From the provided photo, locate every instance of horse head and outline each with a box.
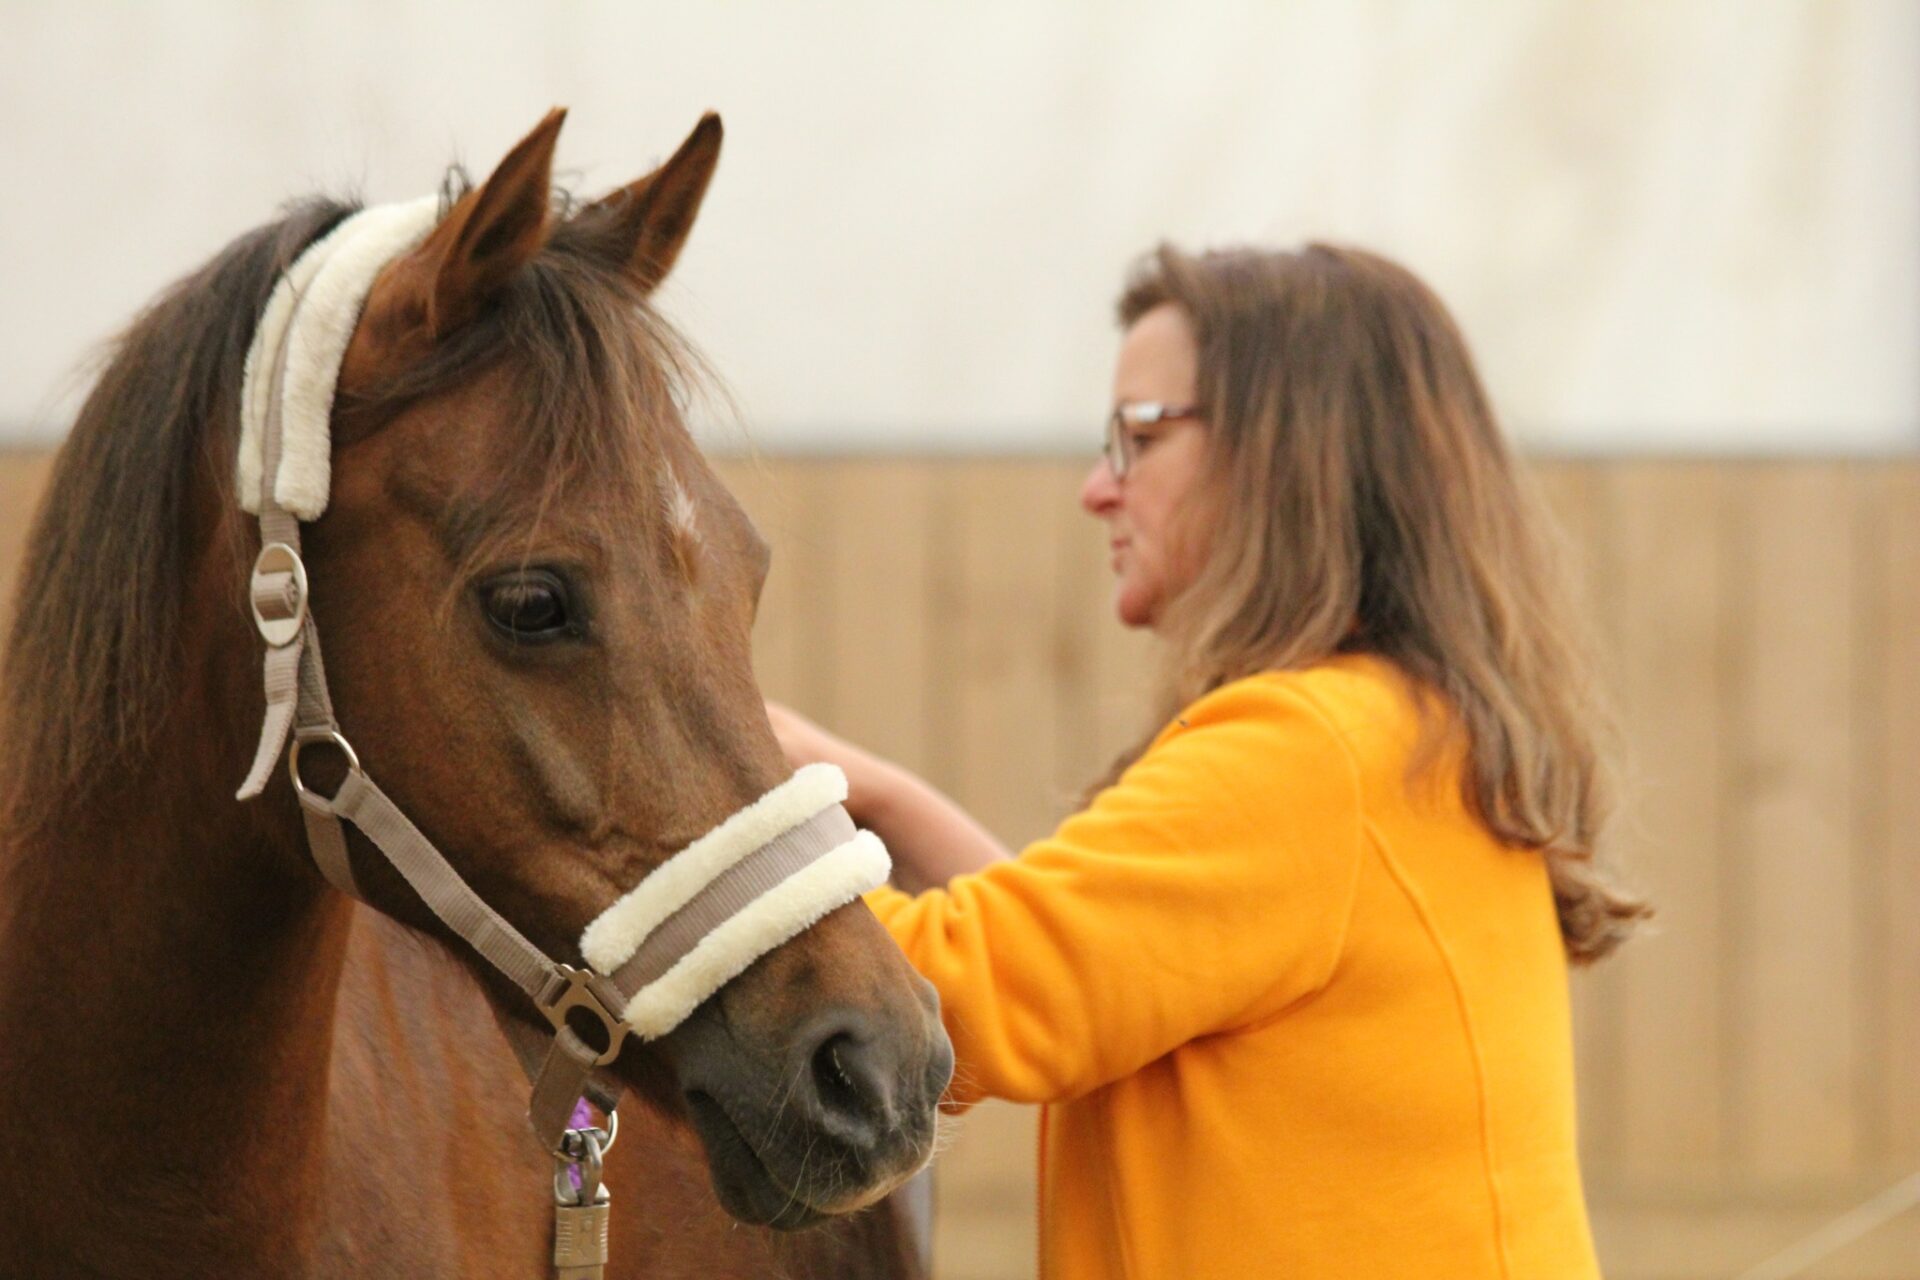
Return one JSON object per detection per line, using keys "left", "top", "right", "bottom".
{"left": 255, "top": 110, "right": 950, "bottom": 1227}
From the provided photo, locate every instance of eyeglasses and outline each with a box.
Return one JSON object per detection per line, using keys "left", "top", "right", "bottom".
{"left": 1104, "top": 401, "right": 1205, "bottom": 479}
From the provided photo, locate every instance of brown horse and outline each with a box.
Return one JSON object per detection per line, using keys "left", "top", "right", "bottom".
{"left": 0, "top": 110, "right": 951, "bottom": 1277}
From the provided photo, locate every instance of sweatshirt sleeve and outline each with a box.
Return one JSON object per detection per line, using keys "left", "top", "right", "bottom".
{"left": 865, "top": 675, "right": 1365, "bottom": 1106}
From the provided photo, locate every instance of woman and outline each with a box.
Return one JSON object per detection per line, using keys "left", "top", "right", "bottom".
{"left": 772, "top": 243, "right": 1648, "bottom": 1278}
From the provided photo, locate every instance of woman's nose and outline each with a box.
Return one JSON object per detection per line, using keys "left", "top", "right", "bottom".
{"left": 1080, "top": 458, "right": 1120, "bottom": 516}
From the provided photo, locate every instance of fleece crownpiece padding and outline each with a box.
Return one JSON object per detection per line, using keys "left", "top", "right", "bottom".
{"left": 236, "top": 195, "right": 442, "bottom": 519}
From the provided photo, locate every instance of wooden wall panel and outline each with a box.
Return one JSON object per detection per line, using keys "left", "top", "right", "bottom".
{"left": 820, "top": 459, "right": 942, "bottom": 775}
{"left": 3, "top": 449, "right": 1917, "bottom": 1278}
{"left": 1602, "top": 462, "right": 1731, "bottom": 1186}
{"left": 1863, "top": 467, "right": 1920, "bottom": 1168}
{"left": 1060, "top": 487, "right": 1159, "bottom": 792}
{"left": 719, "top": 457, "right": 946, "bottom": 775}
{"left": 1045, "top": 460, "right": 1113, "bottom": 794}
{"left": 716, "top": 456, "right": 815, "bottom": 708}
{"left": 1727, "top": 466, "right": 1863, "bottom": 1185}
{"left": 925, "top": 459, "right": 1072, "bottom": 1279}
{"left": 934, "top": 460, "right": 1080, "bottom": 846}
{"left": 1590, "top": 1200, "right": 1920, "bottom": 1279}
{"left": 1532, "top": 460, "right": 1628, "bottom": 1169}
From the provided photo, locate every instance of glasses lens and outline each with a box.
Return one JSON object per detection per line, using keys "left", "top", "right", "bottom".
{"left": 1104, "top": 409, "right": 1127, "bottom": 477}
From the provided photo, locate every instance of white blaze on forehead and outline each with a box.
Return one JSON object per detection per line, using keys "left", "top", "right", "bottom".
{"left": 663, "top": 464, "right": 702, "bottom": 546}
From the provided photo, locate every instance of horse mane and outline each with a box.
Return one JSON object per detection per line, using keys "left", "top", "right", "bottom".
{"left": 0, "top": 177, "right": 705, "bottom": 836}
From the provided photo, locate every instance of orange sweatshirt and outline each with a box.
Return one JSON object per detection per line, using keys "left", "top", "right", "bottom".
{"left": 866, "top": 656, "right": 1600, "bottom": 1279}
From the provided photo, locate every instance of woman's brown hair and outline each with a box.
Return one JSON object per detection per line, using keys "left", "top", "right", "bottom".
{"left": 1111, "top": 242, "right": 1649, "bottom": 963}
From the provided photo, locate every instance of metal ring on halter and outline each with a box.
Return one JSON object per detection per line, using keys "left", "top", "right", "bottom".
{"left": 289, "top": 729, "right": 363, "bottom": 810}
{"left": 589, "top": 1108, "right": 619, "bottom": 1156}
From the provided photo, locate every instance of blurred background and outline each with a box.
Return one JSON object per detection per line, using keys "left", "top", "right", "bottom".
{"left": 2, "top": 3, "right": 1915, "bottom": 1276}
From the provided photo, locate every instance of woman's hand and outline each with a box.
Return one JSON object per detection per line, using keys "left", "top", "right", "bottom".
{"left": 765, "top": 700, "right": 853, "bottom": 770}
{"left": 764, "top": 701, "right": 893, "bottom": 827}
{"left": 763, "top": 700, "right": 1013, "bottom": 888}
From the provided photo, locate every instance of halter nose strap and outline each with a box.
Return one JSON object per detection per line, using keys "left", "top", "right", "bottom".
{"left": 232, "top": 200, "right": 891, "bottom": 1152}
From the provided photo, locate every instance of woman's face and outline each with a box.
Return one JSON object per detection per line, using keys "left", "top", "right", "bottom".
{"left": 1080, "top": 303, "right": 1212, "bottom": 630}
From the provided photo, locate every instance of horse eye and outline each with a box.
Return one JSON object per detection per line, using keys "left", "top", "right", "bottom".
{"left": 480, "top": 571, "right": 576, "bottom": 642}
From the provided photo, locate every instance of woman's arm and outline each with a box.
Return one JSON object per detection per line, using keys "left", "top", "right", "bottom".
{"left": 765, "top": 702, "right": 1012, "bottom": 891}
{"left": 863, "top": 676, "right": 1367, "bottom": 1107}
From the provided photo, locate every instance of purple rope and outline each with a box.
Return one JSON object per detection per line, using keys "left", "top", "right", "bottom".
{"left": 566, "top": 1097, "right": 595, "bottom": 1193}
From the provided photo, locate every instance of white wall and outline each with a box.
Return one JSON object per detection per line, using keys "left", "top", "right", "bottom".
{"left": 2, "top": 0, "right": 1915, "bottom": 454}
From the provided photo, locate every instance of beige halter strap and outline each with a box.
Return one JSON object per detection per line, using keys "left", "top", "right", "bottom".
{"left": 230, "top": 205, "right": 889, "bottom": 1172}
{"left": 234, "top": 355, "right": 579, "bottom": 1144}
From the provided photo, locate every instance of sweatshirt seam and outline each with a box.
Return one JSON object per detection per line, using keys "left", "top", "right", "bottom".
{"left": 1366, "top": 823, "right": 1517, "bottom": 1280}
{"left": 1148, "top": 676, "right": 1368, "bottom": 1036}
{"left": 1262, "top": 679, "right": 1381, "bottom": 998}
{"left": 1281, "top": 637, "right": 1516, "bottom": 1276}
{"left": 1221, "top": 678, "right": 1369, "bottom": 1035}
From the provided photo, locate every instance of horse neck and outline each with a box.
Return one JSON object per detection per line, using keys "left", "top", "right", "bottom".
{"left": 0, "top": 589, "right": 351, "bottom": 1268}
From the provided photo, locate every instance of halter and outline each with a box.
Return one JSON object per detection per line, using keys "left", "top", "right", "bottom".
{"left": 232, "top": 199, "right": 889, "bottom": 1276}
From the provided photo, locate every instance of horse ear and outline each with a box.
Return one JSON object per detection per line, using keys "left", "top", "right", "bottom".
{"left": 586, "top": 112, "right": 723, "bottom": 293}
{"left": 414, "top": 106, "right": 565, "bottom": 334}
{"left": 354, "top": 109, "right": 564, "bottom": 353}
{"left": 340, "top": 109, "right": 563, "bottom": 397}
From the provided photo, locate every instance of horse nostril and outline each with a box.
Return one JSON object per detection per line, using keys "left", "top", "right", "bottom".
{"left": 810, "top": 1031, "right": 884, "bottom": 1125}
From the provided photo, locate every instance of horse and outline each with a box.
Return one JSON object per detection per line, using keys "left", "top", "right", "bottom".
{"left": 0, "top": 109, "right": 952, "bottom": 1278}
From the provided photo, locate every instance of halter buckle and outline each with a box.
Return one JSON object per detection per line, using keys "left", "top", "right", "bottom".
{"left": 249, "top": 542, "right": 309, "bottom": 647}
{"left": 538, "top": 965, "right": 632, "bottom": 1068}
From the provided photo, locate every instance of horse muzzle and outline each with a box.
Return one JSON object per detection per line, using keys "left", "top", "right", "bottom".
{"left": 672, "top": 985, "right": 954, "bottom": 1229}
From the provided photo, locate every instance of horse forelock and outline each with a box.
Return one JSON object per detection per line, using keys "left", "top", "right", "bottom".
{"left": 0, "top": 176, "right": 711, "bottom": 835}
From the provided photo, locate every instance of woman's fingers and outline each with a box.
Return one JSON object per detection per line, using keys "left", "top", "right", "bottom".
{"left": 765, "top": 699, "right": 837, "bottom": 768}
{"left": 764, "top": 700, "right": 808, "bottom": 765}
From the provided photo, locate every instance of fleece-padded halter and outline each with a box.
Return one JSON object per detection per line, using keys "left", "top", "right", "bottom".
{"left": 236, "top": 195, "right": 440, "bottom": 520}
{"left": 582, "top": 765, "right": 889, "bottom": 1037}
{"left": 232, "top": 198, "right": 891, "bottom": 1151}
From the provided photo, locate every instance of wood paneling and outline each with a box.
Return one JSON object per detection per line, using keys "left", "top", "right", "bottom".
{"left": 1867, "top": 468, "right": 1920, "bottom": 1169}
{"left": 1603, "top": 462, "right": 1731, "bottom": 1185}
{"left": 1590, "top": 1195, "right": 1920, "bottom": 1280}
{"left": 1729, "top": 466, "right": 1864, "bottom": 1184}
{"left": 5, "top": 450, "right": 1916, "bottom": 1278}
{"left": 1533, "top": 461, "right": 1627, "bottom": 1170}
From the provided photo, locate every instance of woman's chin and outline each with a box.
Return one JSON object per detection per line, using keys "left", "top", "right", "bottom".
{"left": 1112, "top": 582, "right": 1159, "bottom": 630}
